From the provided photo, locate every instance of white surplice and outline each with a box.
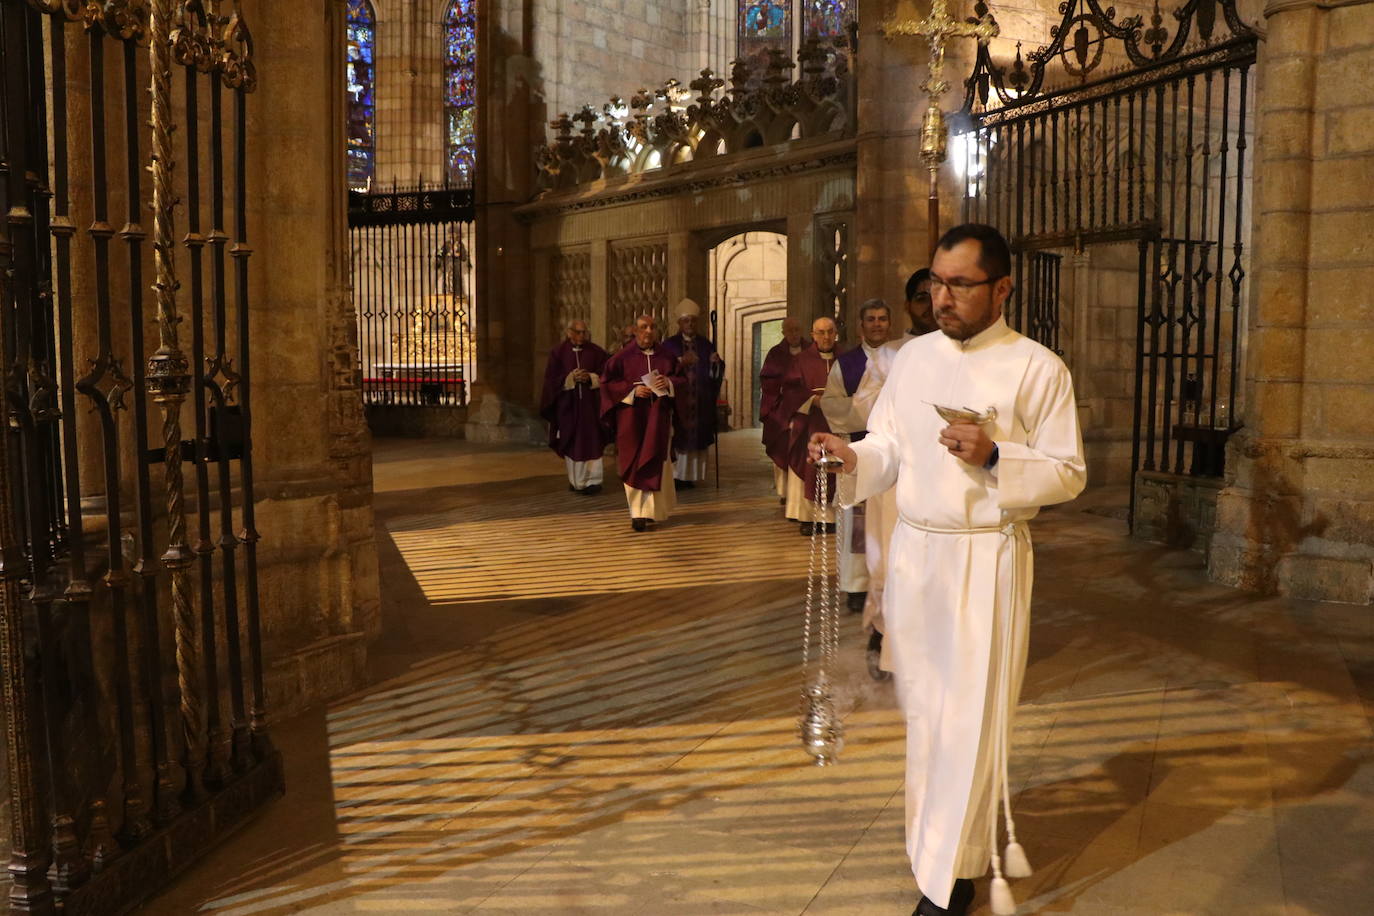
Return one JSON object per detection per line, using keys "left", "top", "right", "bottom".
{"left": 844, "top": 316, "right": 1085, "bottom": 909}
{"left": 850, "top": 335, "right": 919, "bottom": 639}
{"left": 819, "top": 342, "right": 882, "bottom": 595}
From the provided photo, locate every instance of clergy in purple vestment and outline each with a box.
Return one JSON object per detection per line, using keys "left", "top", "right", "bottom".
{"left": 779, "top": 316, "right": 844, "bottom": 532}
{"left": 759, "top": 316, "right": 804, "bottom": 500}
{"left": 540, "top": 319, "right": 610, "bottom": 494}
{"left": 661, "top": 298, "right": 723, "bottom": 488}
{"left": 600, "top": 314, "right": 686, "bottom": 531}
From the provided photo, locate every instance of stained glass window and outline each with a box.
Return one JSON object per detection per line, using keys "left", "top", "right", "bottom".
{"left": 737, "top": 0, "right": 791, "bottom": 79}
{"left": 346, "top": 0, "right": 376, "bottom": 191}
{"left": 444, "top": 0, "right": 477, "bottom": 187}
{"left": 802, "top": 0, "right": 849, "bottom": 42}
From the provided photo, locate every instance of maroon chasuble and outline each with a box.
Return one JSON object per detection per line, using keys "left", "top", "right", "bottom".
{"left": 778, "top": 344, "right": 843, "bottom": 495}
{"left": 758, "top": 340, "right": 799, "bottom": 465}
{"left": 599, "top": 344, "right": 684, "bottom": 491}
{"left": 539, "top": 339, "right": 610, "bottom": 462}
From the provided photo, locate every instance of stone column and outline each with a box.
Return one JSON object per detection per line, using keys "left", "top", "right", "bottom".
{"left": 466, "top": 0, "right": 542, "bottom": 442}
{"left": 1210, "top": 0, "right": 1374, "bottom": 603}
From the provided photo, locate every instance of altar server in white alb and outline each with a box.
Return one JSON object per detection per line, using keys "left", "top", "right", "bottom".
{"left": 819, "top": 298, "right": 893, "bottom": 615}
{"left": 810, "top": 224, "right": 1085, "bottom": 916}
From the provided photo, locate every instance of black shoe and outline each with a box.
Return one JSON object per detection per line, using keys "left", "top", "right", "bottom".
{"left": 631, "top": 518, "right": 648, "bottom": 532}
{"left": 779, "top": 496, "right": 786, "bottom": 505}
{"left": 569, "top": 484, "right": 578, "bottom": 492}
{"left": 581, "top": 484, "right": 602, "bottom": 496}
{"left": 913, "top": 880, "right": 975, "bottom": 916}
{"left": 846, "top": 592, "right": 866, "bottom": 613}
{"left": 675, "top": 479, "right": 695, "bottom": 490}
{"left": 799, "top": 522, "right": 814, "bottom": 536}
{"left": 866, "top": 631, "right": 889, "bottom": 682}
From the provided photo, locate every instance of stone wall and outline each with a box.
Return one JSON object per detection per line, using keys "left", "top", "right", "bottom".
{"left": 1211, "top": 0, "right": 1374, "bottom": 605}
{"left": 533, "top": 0, "right": 693, "bottom": 126}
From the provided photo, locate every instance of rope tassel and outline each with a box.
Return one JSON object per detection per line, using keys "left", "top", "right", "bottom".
{"left": 990, "top": 875, "right": 1017, "bottom": 915}
{"left": 1004, "top": 839, "right": 1033, "bottom": 879}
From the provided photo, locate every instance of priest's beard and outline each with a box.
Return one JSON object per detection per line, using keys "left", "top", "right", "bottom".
{"left": 936, "top": 304, "right": 1000, "bottom": 341}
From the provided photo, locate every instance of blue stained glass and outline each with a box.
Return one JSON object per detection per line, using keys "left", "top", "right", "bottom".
{"left": 444, "top": 0, "right": 477, "bottom": 187}
{"left": 741, "top": 0, "right": 788, "bottom": 39}
{"left": 803, "top": 0, "right": 849, "bottom": 41}
{"left": 346, "top": 0, "right": 376, "bottom": 190}
{"left": 737, "top": 0, "right": 791, "bottom": 83}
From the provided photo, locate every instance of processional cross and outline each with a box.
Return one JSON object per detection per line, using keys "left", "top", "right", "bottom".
{"left": 882, "top": 1, "right": 999, "bottom": 256}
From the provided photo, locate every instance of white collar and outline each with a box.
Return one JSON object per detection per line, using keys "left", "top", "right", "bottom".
{"left": 944, "top": 315, "right": 1010, "bottom": 352}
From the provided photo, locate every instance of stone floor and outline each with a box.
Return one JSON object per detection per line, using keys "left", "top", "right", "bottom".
{"left": 142, "top": 431, "right": 1374, "bottom": 915}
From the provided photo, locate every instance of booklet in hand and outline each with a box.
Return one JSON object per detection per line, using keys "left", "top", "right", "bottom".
{"left": 641, "top": 370, "right": 668, "bottom": 395}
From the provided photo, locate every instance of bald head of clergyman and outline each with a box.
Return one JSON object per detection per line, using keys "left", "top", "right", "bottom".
{"left": 811, "top": 316, "right": 838, "bottom": 354}
{"left": 566, "top": 319, "right": 589, "bottom": 347}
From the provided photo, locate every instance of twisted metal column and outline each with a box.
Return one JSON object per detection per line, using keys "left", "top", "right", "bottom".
{"left": 147, "top": 0, "right": 205, "bottom": 804}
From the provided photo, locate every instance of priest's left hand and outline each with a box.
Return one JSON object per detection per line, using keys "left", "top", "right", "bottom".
{"left": 939, "top": 422, "right": 995, "bottom": 467}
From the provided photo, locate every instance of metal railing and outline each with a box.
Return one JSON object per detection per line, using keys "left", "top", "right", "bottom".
{"left": 348, "top": 183, "right": 477, "bottom": 407}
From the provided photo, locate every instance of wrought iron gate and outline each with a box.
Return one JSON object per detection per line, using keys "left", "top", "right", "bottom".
{"left": 0, "top": 1, "right": 280, "bottom": 912}
{"left": 349, "top": 184, "right": 476, "bottom": 408}
{"left": 958, "top": 0, "right": 1258, "bottom": 525}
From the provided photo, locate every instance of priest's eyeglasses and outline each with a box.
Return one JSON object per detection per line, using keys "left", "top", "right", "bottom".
{"left": 928, "top": 273, "right": 1003, "bottom": 302}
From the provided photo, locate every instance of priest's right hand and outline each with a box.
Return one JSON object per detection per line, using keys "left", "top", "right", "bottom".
{"left": 634, "top": 384, "right": 653, "bottom": 398}
{"left": 808, "top": 432, "right": 857, "bottom": 474}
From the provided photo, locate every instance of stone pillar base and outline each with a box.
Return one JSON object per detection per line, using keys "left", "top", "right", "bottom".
{"left": 266, "top": 632, "right": 371, "bottom": 721}
{"left": 463, "top": 384, "right": 545, "bottom": 444}
{"left": 1132, "top": 471, "right": 1224, "bottom": 558}
{"left": 1209, "top": 433, "right": 1374, "bottom": 605}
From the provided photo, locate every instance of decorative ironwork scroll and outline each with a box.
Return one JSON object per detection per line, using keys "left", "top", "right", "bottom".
{"left": 535, "top": 38, "right": 853, "bottom": 192}
{"left": 955, "top": 0, "right": 1258, "bottom": 527}
{"left": 0, "top": 0, "right": 281, "bottom": 911}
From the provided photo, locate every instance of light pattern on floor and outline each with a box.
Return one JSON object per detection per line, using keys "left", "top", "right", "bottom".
{"left": 144, "top": 435, "right": 1374, "bottom": 916}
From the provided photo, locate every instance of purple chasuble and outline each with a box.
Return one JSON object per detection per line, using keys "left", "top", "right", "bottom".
{"left": 778, "top": 344, "right": 843, "bottom": 493}
{"left": 836, "top": 346, "right": 869, "bottom": 442}
{"left": 759, "top": 340, "right": 798, "bottom": 460}
{"left": 599, "top": 344, "right": 685, "bottom": 491}
{"left": 540, "top": 339, "right": 610, "bottom": 462}
{"left": 661, "top": 333, "right": 721, "bottom": 452}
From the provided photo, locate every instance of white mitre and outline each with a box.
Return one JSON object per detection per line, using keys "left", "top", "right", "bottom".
{"left": 675, "top": 297, "right": 701, "bottom": 320}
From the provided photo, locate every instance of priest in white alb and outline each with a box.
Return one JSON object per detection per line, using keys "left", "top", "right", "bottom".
{"left": 810, "top": 224, "right": 1086, "bottom": 916}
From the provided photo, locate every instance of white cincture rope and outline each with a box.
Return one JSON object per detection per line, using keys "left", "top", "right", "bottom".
{"left": 903, "top": 519, "right": 1032, "bottom": 915}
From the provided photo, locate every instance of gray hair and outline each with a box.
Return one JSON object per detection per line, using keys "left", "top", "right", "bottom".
{"left": 859, "top": 298, "right": 890, "bottom": 320}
